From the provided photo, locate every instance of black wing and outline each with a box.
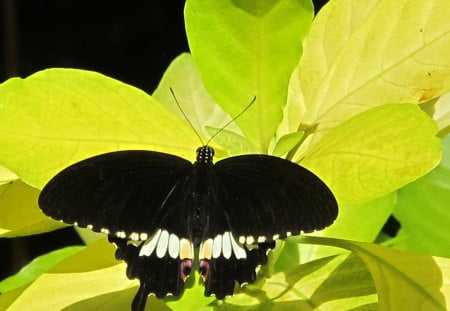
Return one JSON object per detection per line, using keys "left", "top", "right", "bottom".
{"left": 38, "top": 150, "right": 193, "bottom": 239}
{"left": 213, "top": 154, "right": 338, "bottom": 244}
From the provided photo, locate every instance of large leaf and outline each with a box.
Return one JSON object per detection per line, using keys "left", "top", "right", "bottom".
{"left": 301, "top": 104, "right": 441, "bottom": 205}
{"left": 300, "top": 193, "right": 396, "bottom": 263}
{"left": 222, "top": 253, "right": 378, "bottom": 310}
{"left": 292, "top": 0, "right": 450, "bottom": 149}
{"left": 394, "top": 134, "right": 450, "bottom": 257}
{"left": 152, "top": 53, "right": 240, "bottom": 141}
{"left": 0, "top": 181, "right": 64, "bottom": 237}
{"left": 0, "top": 68, "right": 200, "bottom": 189}
{"left": 185, "top": 0, "right": 313, "bottom": 151}
{"left": 299, "top": 236, "right": 449, "bottom": 311}
{"left": 0, "top": 246, "right": 83, "bottom": 293}
{"left": 0, "top": 239, "right": 139, "bottom": 311}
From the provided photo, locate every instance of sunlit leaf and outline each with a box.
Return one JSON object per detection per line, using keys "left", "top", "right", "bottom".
{"left": 0, "top": 181, "right": 64, "bottom": 237}
{"left": 301, "top": 104, "right": 441, "bottom": 204}
{"left": 0, "top": 165, "right": 18, "bottom": 185}
{"left": 185, "top": 0, "right": 313, "bottom": 151}
{"left": 421, "top": 91, "right": 450, "bottom": 137}
{"left": 394, "top": 134, "right": 450, "bottom": 257}
{"left": 300, "top": 193, "right": 396, "bottom": 263}
{"left": 293, "top": 0, "right": 450, "bottom": 148}
{"left": 272, "top": 132, "right": 304, "bottom": 157}
{"left": 0, "top": 68, "right": 199, "bottom": 189}
{"left": 204, "top": 126, "right": 258, "bottom": 156}
{"left": 0, "top": 246, "right": 83, "bottom": 293}
{"left": 223, "top": 253, "right": 377, "bottom": 310}
{"left": 0, "top": 239, "right": 138, "bottom": 311}
{"left": 153, "top": 53, "right": 240, "bottom": 140}
{"left": 299, "top": 236, "right": 449, "bottom": 311}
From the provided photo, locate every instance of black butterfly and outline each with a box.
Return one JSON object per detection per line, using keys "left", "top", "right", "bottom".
{"left": 39, "top": 146, "right": 338, "bottom": 311}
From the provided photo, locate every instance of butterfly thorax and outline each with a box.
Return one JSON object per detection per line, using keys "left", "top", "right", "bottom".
{"left": 186, "top": 146, "right": 214, "bottom": 245}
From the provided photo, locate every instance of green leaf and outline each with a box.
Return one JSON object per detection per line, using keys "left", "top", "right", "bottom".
{"left": 272, "top": 132, "right": 304, "bottom": 157}
{"left": 293, "top": 0, "right": 450, "bottom": 148}
{"left": 0, "top": 239, "right": 139, "bottom": 311}
{"left": 301, "top": 104, "right": 441, "bottom": 205}
{"left": 0, "top": 181, "right": 65, "bottom": 237}
{"left": 299, "top": 236, "right": 449, "bottom": 311}
{"left": 0, "top": 68, "right": 200, "bottom": 189}
{"left": 222, "top": 253, "right": 377, "bottom": 310}
{"left": 153, "top": 53, "right": 241, "bottom": 141}
{"left": 204, "top": 126, "right": 258, "bottom": 156}
{"left": 300, "top": 193, "right": 396, "bottom": 263}
{"left": 394, "top": 134, "right": 450, "bottom": 257}
{"left": 165, "top": 273, "right": 215, "bottom": 311}
{"left": 185, "top": 0, "right": 313, "bottom": 151}
{"left": 0, "top": 246, "right": 83, "bottom": 293}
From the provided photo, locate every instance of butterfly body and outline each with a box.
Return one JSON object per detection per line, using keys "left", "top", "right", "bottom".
{"left": 39, "top": 146, "right": 338, "bottom": 311}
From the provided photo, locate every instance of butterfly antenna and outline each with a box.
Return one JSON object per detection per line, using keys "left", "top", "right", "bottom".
{"left": 169, "top": 87, "right": 204, "bottom": 146}
{"left": 206, "top": 96, "right": 256, "bottom": 145}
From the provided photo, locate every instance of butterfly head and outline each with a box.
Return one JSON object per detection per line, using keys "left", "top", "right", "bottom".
{"left": 196, "top": 146, "right": 215, "bottom": 164}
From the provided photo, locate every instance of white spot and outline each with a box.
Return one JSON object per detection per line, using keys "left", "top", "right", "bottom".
{"left": 257, "top": 236, "right": 266, "bottom": 243}
{"left": 286, "top": 231, "right": 292, "bottom": 237}
{"left": 272, "top": 234, "right": 280, "bottom": 240}
{"left": 156, "top": 230, "right": 170, "bottom": 258}
{"left": 212, "top": 234, "right": 222, "bottom": 258}
{"left": 222, "top": 232, "right": 232, "bottom": 259}
{"left": 140, "top": 233, "right": 148, "bottom": 241}
{"left": 101, "top": 228, "right": 110, "bottom": 235}
{"left": 199, "top": 238, "right": 213, "bottom": 260}
{"left": 116, "top": 231, "right": 126, "bottom": 238}
{"left": 87, "top": 224, "right": 93, "bottom": 230}
{"left": 139, "top": 229, "right": 161, "bottom": 257}
{"left": 246, "top": 236, "right": 255, "bottom": 244}
{"left": 73, "top": 222, "right": 78, "bottom": 226}
{"left": 239, "top": 236, "right": 246, "bottom": 244}
{"left": 130, "top": 232, "right": 140, "bottom": 241}
{"left": 168, "top": 234, "right": 180, "bottom": 259}
{"left": 230, "top": 233, "right": 246, "bottom": 259}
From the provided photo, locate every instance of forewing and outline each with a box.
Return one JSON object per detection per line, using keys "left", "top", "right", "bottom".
{"left": 38, "top": 150, "right": 193, "bottom": 239}
{"left": 213, "top": 155, "right": 338, "bottom": 243}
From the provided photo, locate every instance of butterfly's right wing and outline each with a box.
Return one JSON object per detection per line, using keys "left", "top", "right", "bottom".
{"left": 38, "top": 150, "right": 194, "bottom": 239}
{"left": 213, "top": 154, "right": 338, "bottom": 243}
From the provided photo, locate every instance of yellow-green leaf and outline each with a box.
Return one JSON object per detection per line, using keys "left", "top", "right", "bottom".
{"left": 294, "top": 0, "right": 450, "bottom": 146}
{"left": 1, "top": 239, "right": 138, "bottom": 311}
{"left": 0, "top": 181, "right": 64, "bottom": 237}
{"left": 223, "top": 253, "right": 378, "bottom": 310}
{"left": 152, "top": 53, "right": 240, "bottom": 140}
{"left": 299, "top": 236, "right": 449, "bottom": 311}
{"left": 301, "top": 104, "right": 441, "bottom": 204}
{"left": 185, "top": 0, "right": 313, "bottom": 151}
{"left": 0, "top": 68, "right": 199, "bottom": 189}
{"left": 0, "top": 165, "right": 18, "bottom": 185}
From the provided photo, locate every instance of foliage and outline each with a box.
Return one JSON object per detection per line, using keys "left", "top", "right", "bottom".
{"left": 0, "top": 0, "right": 449, "bottom": 310}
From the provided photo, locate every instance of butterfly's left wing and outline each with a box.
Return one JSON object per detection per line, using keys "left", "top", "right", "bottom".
{"left": 39, "top": 150, "right": 194, "bottom": 239}
{"left": 39, "top": 151, "right": 198, "bottom": 308}
{"left": 213, "top": 154, "right": 338, "bottom": 244}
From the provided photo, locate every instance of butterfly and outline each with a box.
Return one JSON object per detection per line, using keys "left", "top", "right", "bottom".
{"left": 39, "top": 145, "right": 338, "bottom": 311}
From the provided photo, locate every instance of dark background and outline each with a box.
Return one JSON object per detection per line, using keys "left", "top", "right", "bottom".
{"left": 0, "top": 0, "right": 331, "bottom": 281}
